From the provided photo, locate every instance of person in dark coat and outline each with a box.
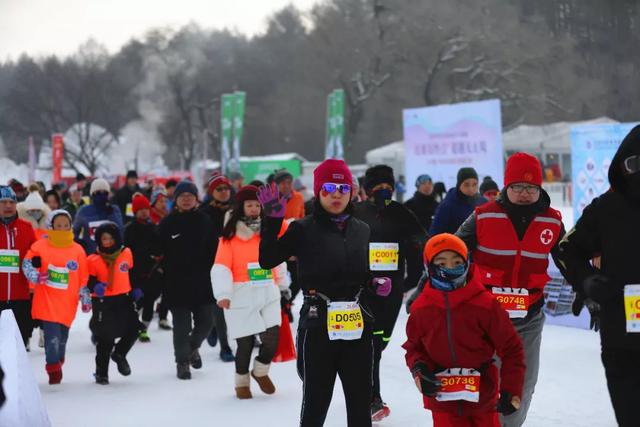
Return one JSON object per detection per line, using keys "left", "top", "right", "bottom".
{"left": 157, "top": 181, "right": 217, "bottom": 380}
{"left": 404, "top": 174, "right": 439, "bottom": 232}
{"left": 479, "top": 176, "right": 500, "bottom": 202}
{"left": 429, "top": 168, "right": 486, "bottom": 235}
{"left": 557, "top": 125, "right": 640, "bottom": 427}
{"left": 112, "top": 170, "right": 142, "bottom": 222}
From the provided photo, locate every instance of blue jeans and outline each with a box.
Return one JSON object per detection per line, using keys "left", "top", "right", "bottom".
{"left": 41, "top": 321, "right": 69, "bottom": 365}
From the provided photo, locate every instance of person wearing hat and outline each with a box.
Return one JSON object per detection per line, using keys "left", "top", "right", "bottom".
{"left": 557, "top": 125, "right": 640, "bottom": 426}
{"left": 73, "top": 178, "right": 124, "bottom": 255}
{"left": 404, "top": 233, "right": 525, "bottom": 427}
{"left": 8, "top": 179, "right": 27, "bottom": 202}
{"left": 87, "top": 222, "right": 141, "bottom": 385}
{"left": 354, "top": 164, "right": 427, "bottom": 421}
{"left": 430, "top": 167, "right": 486, "bottom": 236}
{"left": 112, "top": 170, "right": 142, "bottom": 222}
{"left": 456, "top": 152, "right": 567, "bottom": 427}
{"left": 22, "top": 210, "right": 89, "bottom": 384}
{"left": 274, "top": 169, "right": 305, "bottom": 220}
{"left": 211, "top": 185, "right": 290, "bottom": 399}
{"left": 259, "top": 159, "right": 392, "bottom": 426}
{"left": 405, "top": 174, "right": 440, "bottom": 232}
{"left": 479, "top": 176, "right": 500, "bottom": 202}
{"left": 157, "top": 181, "right": 217, "bottom": 380}
{"left": 198, "top": 172, "right": 235, "bottom": 362}
{"left": 63, "top": 184, "right": 86, "bottom": 221}
{"left": 228, "top": 171, "right": 245, "bottom": 193}
{"left": 0, "top": 185, "right": 37, "bottom": 348}
{"left": 17, "top": 185, "right": 51, "bottom": 240}
{"left": 149, "top": 188, "right": 169, "bottom": 225}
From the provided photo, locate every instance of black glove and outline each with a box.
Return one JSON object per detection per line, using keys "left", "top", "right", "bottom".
{"left": 583, "top": 274, "right": 618, "bottom": 304}
{"left": 497, "top": 391, "right": 518, "bottom": 415}
{"left": 32, "top": 256, "right": 42, "bottom": 269}
{"left": 411, "top": 362, "right": 441, "bottom": 397}
{"left": 571, "top": 292, "right": 584, "bottom": 316}
{"left": 584, "top": 298, "right": 601, "bottom": 332}
{"left": 281, "top": 290, "right": 293, "bottom": 323}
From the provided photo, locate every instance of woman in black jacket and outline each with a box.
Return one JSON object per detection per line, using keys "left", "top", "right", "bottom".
{"left": 259, "top": 159, "right": 390, "bottom": 427}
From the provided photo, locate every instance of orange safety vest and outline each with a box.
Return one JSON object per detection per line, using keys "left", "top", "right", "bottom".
{"left": 285, "top": 191, "right": 305, "bottom": 220}
{"left": 87, "top": 248, "right": 133, "bottom": 297}
{"left": 473, "top": 201, "right": 562, "bottom": 304}
{"left": 28, "top": 239, "right": 89, "bottom": 327}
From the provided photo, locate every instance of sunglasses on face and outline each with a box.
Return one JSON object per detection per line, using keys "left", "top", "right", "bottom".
{"left": 215, "top": 186, "right": 231, "bottom": 192}
{"left": 321, "top": 183, "right": 352, "bottom": 195}
{"left": 623, "top": 155, "right": 640, "bottom": 175}
{"left": 509, "top": 184, "right": 540, "bottom": 195}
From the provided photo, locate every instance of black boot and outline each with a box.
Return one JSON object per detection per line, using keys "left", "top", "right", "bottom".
{"left": 94, "top": 370, "right": 109, "bottom": 385}
{"left": 111, "top": 353, "right": 131, "bottom": 376}
{"left": 190, "top": 349, "right": 202, "bottom": 369}
{"left": 177, "top": 362, "right": 191, "bottom": 380}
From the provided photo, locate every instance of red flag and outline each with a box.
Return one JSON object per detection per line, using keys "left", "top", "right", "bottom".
{"left": 51, "top": 134, "right": 64, "bottom": 183}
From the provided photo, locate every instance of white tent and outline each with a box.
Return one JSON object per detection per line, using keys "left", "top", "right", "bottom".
{"left": 365, "top": 141, "right": 405, "bottom": 178}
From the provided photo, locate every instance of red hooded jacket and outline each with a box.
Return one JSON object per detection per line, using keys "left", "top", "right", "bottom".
{"left": 403, "top": 265, "right": 525, "bottom": 416}
{"left": 0, "top": 218, "right": 37, "bottom": 301}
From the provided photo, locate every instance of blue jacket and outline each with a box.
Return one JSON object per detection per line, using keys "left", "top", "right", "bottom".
{"left": 73, "top": 203, "right": 124, "bottom": 254}
{"left": 429, "top": 188, "right": 487, "bottom": 236}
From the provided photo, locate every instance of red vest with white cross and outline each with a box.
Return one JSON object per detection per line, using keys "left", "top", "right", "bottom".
{"left": 473, "top": 201, "right": 562, "bottom": 304}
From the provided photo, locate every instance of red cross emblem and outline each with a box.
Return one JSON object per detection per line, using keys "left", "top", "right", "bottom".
{"left": 540, "top": 229, "right": 554, "bottom": 245}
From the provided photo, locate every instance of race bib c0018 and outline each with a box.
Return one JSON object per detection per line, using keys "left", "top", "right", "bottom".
{"left": 369, "top": 242, "right": 399, "bottom": 271}
{"left": 0, "top": 249, "right": 20, "bottom": 274}
{"left": 624, "top": 284, "right": 640, "bottom": 333}
{"left": 327, "top": 301, "right": 364, "bottom": 341}
{"left": 435, "top": 368, "right": 481, "bottom": 403}
{"left": 247, "top": 262, "right": 274, "bottom": 287}
{"left": 46, "top": 265, "right": 69, "bottom": 290}
{"left": 492, "top": 287, "right": 529, "bottom": 318}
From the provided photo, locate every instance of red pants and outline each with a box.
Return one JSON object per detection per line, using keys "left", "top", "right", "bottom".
{"left": 432, "top": 411, "right": 500, "bottom": 427}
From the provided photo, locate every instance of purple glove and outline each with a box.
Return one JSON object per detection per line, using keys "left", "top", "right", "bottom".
{"left": 257, "top": 184, "right": 286, "bottom": 218}
{"left": 373, "top": 277, "right": 392, "bottom": 297}
{"left": 37, "top": 272, "right": 49, "bottom": 285}
{"left": 94, "top": 282, "right": 107, "bottom": 298}
{"left": 131, "top": 288, "right": 143, "bottom": 302}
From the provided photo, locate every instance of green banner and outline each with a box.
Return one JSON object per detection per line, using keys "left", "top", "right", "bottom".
{"left": 220, "top": 94, "right": 235, "bottom": 174}
{"left": 333, "top": 89, "right": 345, "bottom": 160}
{"left": 325, "top": 92, "right": 335, "bottom": 159}
{"left": 230, "top": 91, "right": 246, "bottom": 174}
{"left": 239, "top": 159, "right": 301, "bottom": 183}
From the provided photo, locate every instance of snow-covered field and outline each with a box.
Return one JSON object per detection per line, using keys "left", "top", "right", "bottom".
{"left": 26, "top": 303, "right": 616, "bottom": 427}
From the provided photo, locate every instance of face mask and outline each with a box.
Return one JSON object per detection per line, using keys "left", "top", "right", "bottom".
{"left": 427, "top": 262, "right": 469, "bottom": 292}
{"left": 373, "top": 188, "right": 393, "bottom": 210}
{"left": 93, "top": 192, "right": 109, "bottom": 208}
{"left": 242, "top": 216, "right": 261, "bottom": 232}
{"left": 28, "top": 211, "right": 43, "bottom": 221}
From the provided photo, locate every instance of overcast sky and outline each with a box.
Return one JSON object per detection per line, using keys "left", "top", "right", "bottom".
{"left": 0, "top": 0, "right": 320, "bottom": 60}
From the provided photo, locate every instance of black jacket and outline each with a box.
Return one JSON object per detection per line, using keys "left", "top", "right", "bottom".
{"left": 157, "top": 209, "right": 217, "bottom": 308}
{"left": 112, "top": 185, "right": 142, "bottom": 221}
{"left": 558, "top": 126, "right": 640, "bottom": 350}
{"left": 259, "top": 208, "right": 372, "bottom": 330}
{"left": 404, "top": 191, "right": 439, "bottom": 232}
{"left": 124, "top": 219, "right": 160, "bottom": 288}
{"left": 353, "top": 200, "right": 427, "bottom": 293}
{"left": 198, "top": 202, "right": 229, "bottom": 257}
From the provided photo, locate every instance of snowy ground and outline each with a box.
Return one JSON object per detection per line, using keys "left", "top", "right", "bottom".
{"left": 28, "top": 304, "right": 616, "bottom": 427}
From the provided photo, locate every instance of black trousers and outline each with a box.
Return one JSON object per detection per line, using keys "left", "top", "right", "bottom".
{"left": 95, "top": 328, "right": 139, "bottom": 377}
{"left": 0, "top": 299, "right": 32, "bottom": 347}
{"left": 602, "top": 347, "right": 640, "bottom": 427}
{"left": 211, "top": 302, "right": 231, "bottom": 351}
{"left": 171, "top": 304, "right": 215, "bottom": 364}
{"left": 296, "top": 325, "right": 373, "bottom": 427}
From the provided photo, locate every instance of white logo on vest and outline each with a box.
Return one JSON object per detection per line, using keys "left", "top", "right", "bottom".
{"left": 540, "top": 229, "right": 554, "bottom": 245}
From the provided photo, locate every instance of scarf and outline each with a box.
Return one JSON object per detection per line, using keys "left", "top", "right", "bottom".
{"left": 98, "top": 247, "right": 123, "bottom": 288}
{"left": 48, "top": 230, "right": 74, "bottom": 248}
{"left": 330, "top": 214, "right": 350, "bottom": 231}
{"left": 242, "top": 216, "right": 261, "bottom": 233}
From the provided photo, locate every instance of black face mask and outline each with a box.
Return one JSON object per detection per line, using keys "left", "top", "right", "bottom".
{"left": 626, "top": 173, "right": 640, "bottom": 200}
{"left": 372, "top": 188, "right": 393, "bottom": 210}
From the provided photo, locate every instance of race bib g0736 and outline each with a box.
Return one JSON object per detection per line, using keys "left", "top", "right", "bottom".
{"left": 327, "top": 301, "right": 364, "bottom": 341}
{"left": 435, "top": 368, "right": 481, "bottom": 403}
{"left": 492, "top": 287, "right": 530, "bottom": 318}
{"left": 46, "top": 265, "right": 69, "bottom": 290}
{"left": 0, "top": 249, "right": 20, "bottom": 274}
{"left": 624, "top": 284, "right": 640, "bottom": 333}
{"left": 247, "top": 262, "right": 274, "bottom": 287}
{"left": 369, "top": 242, "right": 399, "bottom": 271}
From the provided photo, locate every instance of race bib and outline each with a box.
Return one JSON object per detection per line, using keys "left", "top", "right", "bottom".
{"left": 247, "top": 262, "right": 273, "bottom": 287}
{"left": 624, "top": 284, "right": 640, "bottom": 333}
{"left": 0, "top": 249, "right": 20, "bottom": 274}
{"left": 369, "top": 242, "right": 399, "bottom": 271}
{"left": 46, "top": 265, "right": 69, "bottom": 290}
{"left": 492, "top": 287, "right": 530, "bottom": 318}
{"left": 88, "top": 220, "right": 110, "bottom": 241}
{"left": 435, "top": 368, "right": 481, "bottom": 403}
{"left": 327, "top": 301, "right": 364, "bottom": 341}
{"left": 125, "top": 203, "right": 134, "bottom": 217}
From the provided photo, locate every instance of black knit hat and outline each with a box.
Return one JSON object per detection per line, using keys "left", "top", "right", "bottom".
{"left": 456, "top": 167, "right": 479, "bottom": 188}
{"left": 364, "top": 165, "right": 395, "bottom": 192}
{"left": 274, "top": 169, "right": 293, "bottom": 184}
{"left": 94, "top": 222, "right": 122, "bottom": 254}
{"left": 126, "top": 170, "right": 138, "bottom": 179}
{"left": 479, "top": 176, "right": 499, "bottom": 194}
{"left": 173, "top": 180, "right": 198, "bottom": 200}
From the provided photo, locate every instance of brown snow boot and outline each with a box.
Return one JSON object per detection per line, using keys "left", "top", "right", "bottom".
{"left": 251, "top": 360, "right": 275, "bottom": 395}
{"left": 235, "top": 373, "right": 252, "bottom": 399}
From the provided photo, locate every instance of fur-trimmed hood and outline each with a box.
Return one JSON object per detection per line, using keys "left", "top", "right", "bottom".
{"left": 223, "top": 210, "right": 261, "bottom": 241}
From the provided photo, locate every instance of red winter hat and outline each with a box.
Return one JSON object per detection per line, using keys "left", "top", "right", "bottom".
{"left": 235, "top": 185, "right": 259, "bottom": 205}
{"left": 132, "top": 194, "right": 151, "bottom": 214}
{"left": 207, "top": 173, "right": 231, "bottom": 195}
{"left": 504, "top": 152, "right": 543, "bottom": 188}
{"left": 313, "top": 159, "right": 353, "bottom": 197}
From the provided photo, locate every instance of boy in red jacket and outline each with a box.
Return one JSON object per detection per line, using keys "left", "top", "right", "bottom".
{"left": 403, "top": 233, "right": 525, "bottom": 427}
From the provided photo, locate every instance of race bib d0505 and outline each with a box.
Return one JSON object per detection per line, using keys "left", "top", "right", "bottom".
{"left": 327, "top": 301, "right": 364, "bottom": 341}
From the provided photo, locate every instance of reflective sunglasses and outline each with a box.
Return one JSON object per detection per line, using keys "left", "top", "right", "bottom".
{"left": 623, "top": 155, "right": 640, "bottom": 175}
{"left": 321, "top": 183, "right": 351, "bottom": 194}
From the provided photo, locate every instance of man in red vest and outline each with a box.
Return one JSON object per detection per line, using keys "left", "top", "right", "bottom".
{"left": 456, "top": 152, "right": 567, "bottom": 427}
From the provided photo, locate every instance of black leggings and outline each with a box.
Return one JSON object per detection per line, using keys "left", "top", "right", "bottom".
{"left": 234, "top": 326, "right": 279, "bottom": 375}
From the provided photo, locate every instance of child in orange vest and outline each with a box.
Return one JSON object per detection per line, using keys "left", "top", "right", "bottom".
{"left": 22, "top": 210, "right": 90, "bottom": 384}
{"left": 87, "top": 222, "right": 141, "bottom": 385}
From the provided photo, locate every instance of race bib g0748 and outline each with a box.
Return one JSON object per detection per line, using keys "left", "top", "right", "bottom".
{"left": 327, "top": 301, "right": 364, "bottom": 341}
{"left": 492, "top": 287, "right": 529, "bottom": 318}
{"left": 624, "top": 284, "right": 640, "bottom": 333}
{"left": 0, "top": 249, "right": 20, "bottom": 274}
{"left": 46, "top": 265, "right": 69, "bottom": 290}
{"left": 247, "top": 262, "right": 274, "bottom": 287}
{"left": 369, "top": 242, "right": 399, "bottom": 271}
{"left": 435, "top": 368, "right": 481, "bottom": 403}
